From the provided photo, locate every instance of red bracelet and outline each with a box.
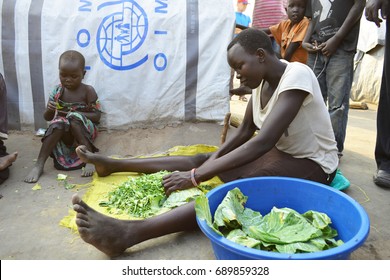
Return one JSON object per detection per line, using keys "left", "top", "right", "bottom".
{"left": 190, "top": 168, "right": 199, "bottom": 187}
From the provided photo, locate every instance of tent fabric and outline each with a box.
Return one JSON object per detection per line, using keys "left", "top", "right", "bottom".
{"left": 0, "top": 0, "right": 235, "bottom": 131}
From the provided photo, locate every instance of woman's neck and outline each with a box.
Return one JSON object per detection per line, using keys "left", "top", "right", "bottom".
{"left": 265, "top": 60, "right": 287, "bottom": 90}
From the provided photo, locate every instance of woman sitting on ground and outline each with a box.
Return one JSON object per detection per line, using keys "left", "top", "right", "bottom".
{"left": 71, "top": 28, "right": 338, "bottom": 257}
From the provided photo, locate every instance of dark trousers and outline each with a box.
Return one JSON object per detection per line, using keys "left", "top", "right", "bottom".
{"left": 375, "top": 18, "right": 390, "bottom": 172}
{"left": 0, "top": 73, "right": 9, "bottom": 184}
{"left": 0, "top": 73, "right": 7, "bottom": 136}
{"left": 0, "top": 140, "right": 9, "bottom": 184}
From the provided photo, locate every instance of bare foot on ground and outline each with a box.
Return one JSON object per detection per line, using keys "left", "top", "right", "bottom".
{"left": 24, "top": 164, "right": 44, "bottom": 183}
{"left": 0, "top": 152, "right": 18, "bottom": 170}
{"left": 76, "top": 145, "right": 113, "bottom": 177}
{"left": 81, "top": 163, "right": 95, "bottom": 177}
{"left": 72, "top": 193, "right": 139, "bottom": 257}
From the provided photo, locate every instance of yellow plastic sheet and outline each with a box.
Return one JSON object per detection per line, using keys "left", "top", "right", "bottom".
{"left": 59, "top": 144, "right": 223, "bottom": 232}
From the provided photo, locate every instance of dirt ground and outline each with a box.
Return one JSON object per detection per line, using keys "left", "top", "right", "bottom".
{"left": 0, "top": 100, "right": 389, "bottom": 260}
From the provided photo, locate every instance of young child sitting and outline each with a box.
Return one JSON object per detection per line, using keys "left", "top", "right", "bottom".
{"left": 24, "top": 50, "right": 101, "bottom": 183}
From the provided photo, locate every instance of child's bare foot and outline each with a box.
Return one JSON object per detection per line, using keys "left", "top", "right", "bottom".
{"left": 72, "top": 193, "right": 139, "bottom": 257}
{"left": 24, "top": 164, "right": 44, "bottom": 183}
{"left": 0, "top": 152, "right": 18, "bottom": 170}
{"left": 81, "top": 163, "right": 95, "bottom": 177}
{"left": 76, "top": 145, "right": 113, "bottom": 177}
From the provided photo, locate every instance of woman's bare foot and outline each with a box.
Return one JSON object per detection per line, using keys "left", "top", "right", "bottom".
{"left": 76, "top": 145, "right": 113, "bottom": 177}
{"left": 0, "top": 152, "right": 17, "bottom": 170}
{"left": 24, "top": 164, "right": 44, "bottom": 183}
{"left": 72, "top": 193, "right": 139, "bottom": 257}
{"left": 81, "top": 163, "right": 95, "bottom": 177}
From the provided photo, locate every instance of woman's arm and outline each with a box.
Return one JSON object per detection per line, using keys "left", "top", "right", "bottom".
{"left": 162, "top": 89, "right": 309, "bottom": 196}
{"left": 210, "top": 97, "right": 257, "bottom": 160}
{"left": 195, "top": 88, "right": 309, "bottom": 182}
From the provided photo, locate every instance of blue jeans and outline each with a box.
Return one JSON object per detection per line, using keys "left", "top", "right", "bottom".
{"left": 307, "top": 49, "right": 355, "bottom": 153}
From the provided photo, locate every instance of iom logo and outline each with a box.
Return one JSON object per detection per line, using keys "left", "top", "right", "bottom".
{"left": 97, "top": 0, "right": 148, "bottom": 70}
{"left": 77, "top": 0, "right": 168, "bottom": 71}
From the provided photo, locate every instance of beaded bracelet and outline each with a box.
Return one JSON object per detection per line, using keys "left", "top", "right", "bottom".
{"left": 190, "top": 168, "right": 199, "bottom": 187}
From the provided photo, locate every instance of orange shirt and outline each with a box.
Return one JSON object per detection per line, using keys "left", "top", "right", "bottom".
{"left": 269, "top": 17, "right": 310, "bottom": 63}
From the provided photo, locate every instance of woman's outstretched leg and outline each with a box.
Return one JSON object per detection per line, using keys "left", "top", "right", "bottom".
{"left": 76, "top": 145, "right": 211, "bottom": 177}
{"left": 72, "top": 193, "right": 198, "bottom": 257}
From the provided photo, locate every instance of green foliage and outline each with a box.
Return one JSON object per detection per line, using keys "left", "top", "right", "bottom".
{"left": 99, "top": 171, "right": 209, "bottom": 218}
{"left": 99, "top": 171, "right": 169, "bottom": 218}
{"left": 195, "top": 187, "right": 344, "bottom": 254}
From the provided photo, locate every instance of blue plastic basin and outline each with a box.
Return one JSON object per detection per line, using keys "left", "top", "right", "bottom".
{"left": 196, "top": 177, "right": 370, "bottom": 260}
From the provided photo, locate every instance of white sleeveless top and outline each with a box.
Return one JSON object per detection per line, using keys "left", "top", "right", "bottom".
{"left": 252, "top": 61, "right": 338, "bottom": 174}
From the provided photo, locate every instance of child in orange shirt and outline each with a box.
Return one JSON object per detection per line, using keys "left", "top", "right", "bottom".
{"left": 266, "top": 0, "right": 309, "bottom": 63}
{"left": 230, "top": 0, "right": 309, "bottom": 98}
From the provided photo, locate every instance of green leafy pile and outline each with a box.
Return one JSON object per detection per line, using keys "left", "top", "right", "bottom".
{"left": 195, "top": 187, "right": 344, "bottom": 254}
{"left": 99, "top": 171, "right": 210, "bottom": 218}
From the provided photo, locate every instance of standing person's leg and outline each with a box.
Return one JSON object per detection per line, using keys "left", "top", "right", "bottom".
{"left": 307, "top": 52, "right": 328, "bottom": 103}
{"left": 373, "top": 19, "right": 390, "bottom": 188}
{"left": 325, "top": 50, "right": 354, "bottom": 155}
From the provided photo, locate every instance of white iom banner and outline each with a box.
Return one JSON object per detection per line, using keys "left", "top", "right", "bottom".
{"left": 0, "top": 0, "right": 234, "bottom": 130}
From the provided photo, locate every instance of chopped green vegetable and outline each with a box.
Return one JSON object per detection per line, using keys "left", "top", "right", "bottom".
{"left": 32, "top": 183, "right": 42, "bottom": 190}
{"left": 99, "top": 171, "right": 210, "bottom": 218}
{"left": 56, "top": 173, "right": 75, "bottom": 189}
{"left": 57, "top": 174, "right": 68, "bottom": 181}
{"left": 64, "top": 182, "right": 76, "bottom": 189}
{"left": 99, "top": 171, "right": 168, "bottom": 218}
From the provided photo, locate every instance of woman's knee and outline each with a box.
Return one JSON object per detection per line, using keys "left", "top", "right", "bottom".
{"left": 192, "top": 153, "right": 211, "bottom": 166}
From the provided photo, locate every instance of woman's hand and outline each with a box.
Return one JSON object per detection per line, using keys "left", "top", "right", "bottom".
{"left": 162, "top": 171, "right": 194, "bottom": 196}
